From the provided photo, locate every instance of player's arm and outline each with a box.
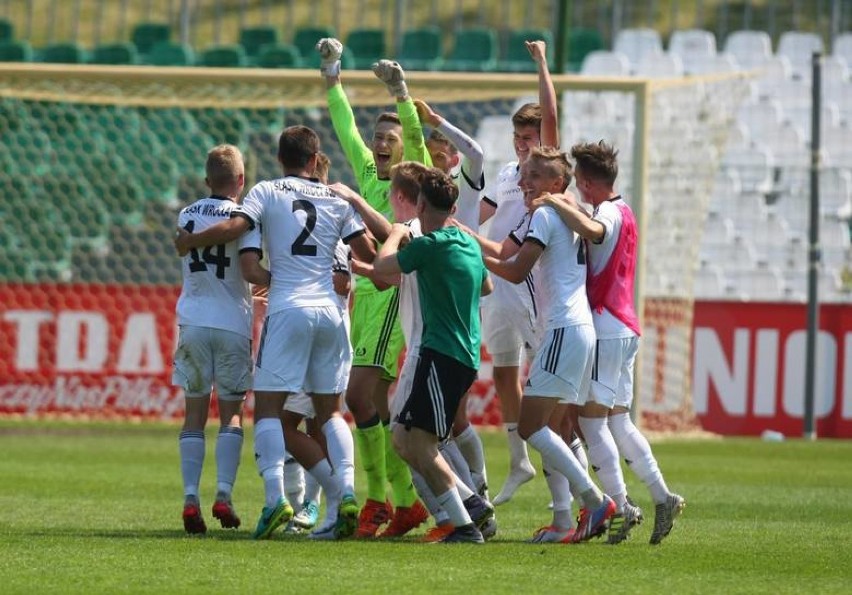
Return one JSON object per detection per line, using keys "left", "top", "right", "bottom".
{"left": 329, "top": 182, "right": 393, "bottom": 242}
{"left": 351, "top": 258, "right": 399, "bottom": 290}
{"left": 532, "top": 192, "right": 604, "bottom": 242}
{"left": 484, "top": 240, "right": 543, "bottom": 284}
{"left": 174, "top": 214, "right": 250, "bottom": 256}
{"left": 479, "top": 198, "right": 497, "bottom": 225}
{"left": 481, "top": 273, "right": 494, "bottom": 297}
{"left": 528, "top": 40, "right": 558, "bottom": 148}
{"left": 456, "top": 220, "right": 519, "bottom": 260}
{"left": 318, "top": 38, "right": 374, "bottom": 185}
{"left": 373, "top": 60, "right": 432, "bottom": 165}
{"left": 239, "top": 249, "right": 271, "bottom": 286}
{"left": 417, "top": 99, "right": 485, "bottom": 184}
{"left": 371, "top": 223, "right": 410, "bottom": 276}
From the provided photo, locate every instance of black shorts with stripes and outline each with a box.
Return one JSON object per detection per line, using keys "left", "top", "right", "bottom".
{"left": 395, "top": 347, "right": 477, "bottom": 441}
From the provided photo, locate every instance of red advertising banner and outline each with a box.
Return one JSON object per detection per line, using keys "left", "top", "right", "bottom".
{"left": 2, "top": 284, "right": 849, "bottom": 437}
{"left": 693, "top": 301, "right": 852, "bottom": 438}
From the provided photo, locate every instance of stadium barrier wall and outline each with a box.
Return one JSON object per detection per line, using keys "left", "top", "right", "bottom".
{"left": 1, "top": 283, "right": 849, "bottom": 437}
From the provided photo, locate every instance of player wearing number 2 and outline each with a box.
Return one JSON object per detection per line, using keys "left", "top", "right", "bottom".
{"left": 175, "top": 126, "right": 377, "bottom": 540}
{"left": 173, "top": 144, "right": 260, "bottom": 534}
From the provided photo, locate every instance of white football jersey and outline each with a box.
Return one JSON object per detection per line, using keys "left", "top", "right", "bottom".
{"left": 238, "top": 176, "right": 366, "bottom": 315}
{"left": 524, "top": 206, "right": 593, "bottom": 330}
{"left": 482, "top": 162, "right": 536, "bottom": 318}
{"left": 589, "top": 197, "right": 635, "bottom": 339}
{"left": 176, "top": 197, "right": 260, "bottom": 338}
{"left": 398, "top": 218, "right": 424, "bottom": 351}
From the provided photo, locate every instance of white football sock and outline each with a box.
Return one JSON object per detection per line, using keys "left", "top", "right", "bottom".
{"left": 455, "top": 425, "right": 488, "bottom": 492}
{"left": 579, "top": 416, "right": 627, "bottom": 511}
{"left": 322, "top": 415, "right": 356, "bottom": 496}
{"left": 179, "top": 430, "right": 205, "bottom": 499}
{"left": 609, "top": 412, "right": 670, "bottom": 504}
{"left": 283, "top": 451, "right": 305, "bottom": 511}
{"left": 543, "top": 464, "right": 574, "bottom": 529}
{"left": 215, "top": 425, "right": 242, "bottom": 498}
{"left": 411, "top": 467, "right": 445, "bottom": 520}
{"left": 307, "top": 458, "right": 342, "bottom": 525}
{"left": 505, "top": 422, "right": 533, "bottom": 470}
{"left": 303, "top": 470, "right": 322, "bottom": 505}
{"left": 436, "top": 488, "right": 473, "bottom": 528}
{"left": 253, "top": 418, "right": 285, "bottom": 508}
{"left": 527, "top": 426, "right": 601, "bottom": 509}
{"left": 440, "top": 440, "right": 477, "bottom": 493}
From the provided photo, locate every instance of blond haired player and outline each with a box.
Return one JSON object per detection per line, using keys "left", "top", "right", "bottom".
{"left": 173, "top": 144, "right": 260, "bottom": 534}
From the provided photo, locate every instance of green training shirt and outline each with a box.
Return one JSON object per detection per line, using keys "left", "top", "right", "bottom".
{"left": 396, "top": 225, "right": 486, "bottom": 370}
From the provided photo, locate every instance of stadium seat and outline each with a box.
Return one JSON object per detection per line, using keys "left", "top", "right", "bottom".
{"left": 723, "top": 30, "right": 772, "bottom": 70}
{"left": 0, "top": 97, "right": 30, "bottom": 134}
{"left": 256, "top": 43, "right": 302, "bottom": 68}
{"left": 0, "top": 18, "right": 13, "bottom": 42}
{"left": 239, "top": 26, "right": 279, "bottom": 62}
{"left": 833, "top": 32, "right": 852, "bottom": 66}
{"left": 90, "top": 42, "right": 138, "bottom": 65}
{"left": 693, "top": 264, "right": 728, "bottom": 299}
{"left": 565, "top": 27, "right": 604, "bottom": 72}
{"left": 685, "top": 52, "right": 739, "bottom": 74}
{"left": 398, "top": 27, "right": 443, "bottom": 71}
{"left": 668, "top": 28, "right": 717, "bottom": 74}
{"left": 634, "top": 52, "right": 683, "bottom": 77}
{"left": 199, "top": 44, "right": 247, "bottom": 68}
{"left": 722, "top": 142, "right": 775, "bottom": 194}
{"left": 726, "top": 267, "right": 785, "bottom": 301}
{"left": 580, "top": 50, "right": 630, "bottom": 75}
{"left": 147, "top": 41, "right": 194, "bottom": 66}
{"left": 442, "top": 27, "right": 498, "bottom": 72}
{"left": 0, "top": 39, "right": 32, "bottom": 62}
{"left": 293, "top": 26, "right": 335, "bottom": 69}
{"left": 777, "top": 31, "right": 824, "bottom": 79}
{"left": 132, "top": 22, "right": 171, "bottom": 57}
{"left": 41, "top": 42, "right": 87, "bottom": 64}
{"left": 613, "top": 28, "right": 663, "bottom": 73}
{"left": 189, "top": 107, "right": 250, "bottom": 148}
{"left": 498, "top": 28, "right": 553, "bottom": 72}
{"left": 346, "top": 28, "right": 386, "bottom": 70}
{"left": 31, "top": 173, "right": 110, "bottom": 250}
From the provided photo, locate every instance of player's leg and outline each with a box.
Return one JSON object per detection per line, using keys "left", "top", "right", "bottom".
{"left": 289, "top": 412, "right": 322, "bottom": 531}
{"left": 606, "top": 337, "right": 684, "bottom": 544}
{"left": 280, "top": 408, "right": 308, "bottom": 526}
{"left": 520, "top": 326, "right": 615, "bottom": 543}
{"left": 210, "top": 329, "right": 251, "bottom": 530}
{"left": 393, "top": 348, "right": 482, "bottom": 543}
{"left": 172, "top": 325, "right": 214, "bottom": 535}
{"left": 452, "top": 395, "right": 489, "bottom": 499}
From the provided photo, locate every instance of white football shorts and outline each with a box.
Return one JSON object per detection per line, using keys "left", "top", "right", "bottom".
{"left": 589, "top": 336, "right": 639, "bottom": 409}
{"left": 172, "top": 325, "right": 252, "bottom": 399}
{"left": 254, "top": 306, "right": 352, "bottom": 394}
{"left": 523, "top": 324, "right": 595, "bottom": 403}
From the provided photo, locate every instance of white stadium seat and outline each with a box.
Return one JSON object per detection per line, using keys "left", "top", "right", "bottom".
{"left": 777, "top": 31, "right": 825, "bottom": 79}
{"left": 668, "top": 28, "right": 717, "bottom": 73}
{"left": 724, "top": 30, "right": 772, "bottom": 70}
{"left": 613, "top": 28, "right": 663, "bottom": 73}
{"left": 635, "top": 52, "right": 684, "bottom": 78}
{"left": 833, "top": 32, "right": 852, "bottom": 66}
{"left": 580, "top": 50, "right": 631, "bottom": 76}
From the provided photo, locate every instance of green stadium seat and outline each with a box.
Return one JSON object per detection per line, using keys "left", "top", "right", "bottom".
{"left": 30, "top": 174, "right": 109, "bottom": 251}
{"left": 256, "top": 42, "right": 302, "bottom": 68}
{"left": 498, "top": 28, "right": 554, "bottom": 72}
{"left": 41, "top": 42, "right": 87, "bottom": 64}
{"left": 199, "top": 44, "right": 247, "bottom": 68}
{"left": 189, "top": 107, "right": 250, "bottom": 147}
{"left": 0, "top": 40, "right": 33, "bottom": 62}
{"left": 293, "top": 26, "right": 335, "bottom": 69}
{"left": 239, "top": 26, "right": 279, "bottom": 61}
{"left": 147, "top": 41, "right": 194, "bottom": 66}
{"left": 140, "top": 107, "right": 210, "bottom": 174}
{"left": 0, "top": 18, "right": 13, "bottom": 42}
{"left": 0, "top": 98, "right": 30, "bottom": 134}
{"left": 442, "top": 27, "right": 498, "bottom": 72}
{"left": 2, "top": 128, "right": 55, "bottom": 175}
{"left": 91, "top": 42, "right": 138, "bottom": 65}
{"left": 398, "top": 27, "right": 443, "bottom": 71}
{"left": 566, "top": 27, "right": 604, "bottom": 72}
{"left": 132, "top": 22, "right": 171, "bottom": 56}
{"left": 346, "top": 28, "right": 386, "bottom": 70}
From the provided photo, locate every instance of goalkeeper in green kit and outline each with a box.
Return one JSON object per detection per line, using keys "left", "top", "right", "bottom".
{"left": 316, "top": 37, "right": 431, "bottom": 538}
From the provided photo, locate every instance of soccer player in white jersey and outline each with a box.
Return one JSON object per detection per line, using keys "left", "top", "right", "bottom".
{"left": 478, "top": 40, "right": 558, "bottom": 505}
{"left": 532, "top": 141, "right": 685, "bottom": 545}
{"left": 173, "top": 144, "right": 261, "bottom": 534}
{"left": 175, "top": 126, "right": 376, "bottom": 540}
{"left": 484, "top": 147, "right": 616, "bottom": 544}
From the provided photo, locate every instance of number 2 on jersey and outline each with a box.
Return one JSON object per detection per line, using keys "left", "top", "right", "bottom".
{"left": 291, "top": 199, "right": 318, "bottom": 256}
{"left": 183, "top": 220, "right": 231, "bottom": 278}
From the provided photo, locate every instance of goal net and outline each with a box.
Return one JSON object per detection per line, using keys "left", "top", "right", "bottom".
{"left": 0, "top": 63, "right": 749, "bottom": 429}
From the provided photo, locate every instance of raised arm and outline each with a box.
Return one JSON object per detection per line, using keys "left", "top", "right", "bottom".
{"left": 374, "top": 60, "right": 432, "bottom": 166}
{"left": 528, "top": 40, "right": 558, "bottom": 149}
{"left": 415, "top": 98, "right": 484, "bottom": 183}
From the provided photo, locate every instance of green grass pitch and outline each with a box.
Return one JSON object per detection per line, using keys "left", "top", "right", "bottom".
{"left": 1, "top": 419, "right": 849, "bottom": 594}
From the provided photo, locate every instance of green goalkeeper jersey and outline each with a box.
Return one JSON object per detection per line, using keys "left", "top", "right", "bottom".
{"left": 327, "top": 84, "right": 431, "bottom": 294}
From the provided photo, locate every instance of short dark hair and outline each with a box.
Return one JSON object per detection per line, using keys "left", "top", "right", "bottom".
{"left": 376, "top": 112, "right": 401, "bottom": 127}
{"left": 512, "top": 102, "right": 542, "bottom": 131}
{"left": 419, "top": 168, "right": 459, "bottom": 212}
{"left": 278, "top": 125, "right": 320, "bottom": 169}
{"left": 570, "top": 140, "right": 619, "bottom": 186}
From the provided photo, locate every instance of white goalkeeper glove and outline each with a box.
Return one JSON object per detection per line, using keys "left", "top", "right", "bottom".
{"left": 316, "top": 37, "right": 343, "bottom": 76}
{"left": 372, "top": 59, "right": 408, "bottom": 99}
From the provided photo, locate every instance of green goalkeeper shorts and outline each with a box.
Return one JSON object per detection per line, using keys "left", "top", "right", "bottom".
{"left": 350, "top": 287, "right": 405, "bottom": 380}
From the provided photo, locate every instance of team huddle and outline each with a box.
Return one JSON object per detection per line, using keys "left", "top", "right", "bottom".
{"left": 171, "top": 37, "right": 684, "bottom": 545}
